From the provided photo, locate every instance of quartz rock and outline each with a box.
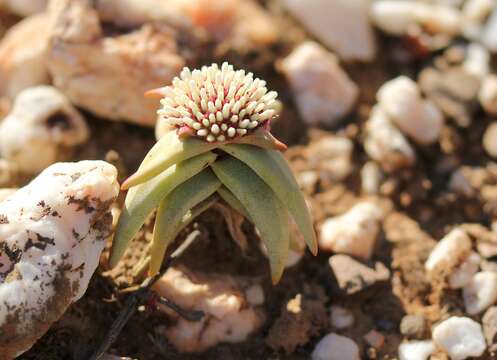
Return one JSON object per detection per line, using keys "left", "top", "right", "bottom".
{"left": 0, "top": 86, "right": 89, "bottom": 174}
{"left": 479, "top": 75, "right": 497, "bottom": 115}
{"left": 0, "top": 13, "right": 51, "bottom": 98}
{"left": 432, "top": 316, "right": 486, "bottom": 360}
{"left": 425, "top": 228, "right": 472, "bottom": 273}
{"left": 449, "top": 252, "right": 481, "bottom": 289}
{"left": 330, "top": 305, "right": 354, "bottom": 329}
{"left": 280, "top": 41, "right": 358, "bottom": 127}
{"left": 319, "top": 202, "right": 384, "bottom": 259}
{"left": 0, "top": 161, "right": 119, "bottom": 358}
{"left": 398, "top": 340, "right": 435, "bottom": 360}
{"left": 282, "top": 0, "right": 376, "bottom": 61}
{"left": 311, "top": 333, "right": 360, "bottom": 360}
{"left": 47, "top": 0, "right": 185, "bottom": 126}
{"left": 364, "top": 106, "right": 416, "bottom": 172}
{"left": 463, "top": 271, "right": 497, "bottom": 315}
{"left": 0, "top": 0, "right": 47, "bottom": 17}
{"left": 152, "top": 267, "right": 264, "bottom": 352}
{"left": 377, "top": 76, "right": 444, "bottom": 144}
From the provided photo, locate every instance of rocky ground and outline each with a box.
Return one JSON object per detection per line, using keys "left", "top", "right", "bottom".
{"left": 1, "top": 0, "right": 497, "bottom": 359}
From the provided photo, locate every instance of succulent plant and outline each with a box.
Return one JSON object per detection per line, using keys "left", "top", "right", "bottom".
{"left": 109, "top": 62, "right": 317, "bottom": 283}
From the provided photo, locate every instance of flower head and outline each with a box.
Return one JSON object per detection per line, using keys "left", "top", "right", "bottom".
{"left": 157, "top": 62, "right": 279, "bottom": 142}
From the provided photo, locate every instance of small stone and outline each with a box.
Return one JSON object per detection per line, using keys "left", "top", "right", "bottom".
{"left": 398, "top": 340, "right": 436, "bottom": 360}
{"left": 153, "top": 267, "right": 264, "bottom": 352}
{"left": 279, "top": 41, "right": 358, "bottom": 127}
{"left": 0, "top": 161, "right": 119, "bottom": 358}
{"left": 319, "top": 202, "right": 384, "bottom": 259}
{"left": 371, "top": 1, "right": 461, "bottom": 36}
{"left": 329, "top": 254, "right": 390, "bottom": 295}
{"left": 0, "top": 0, "right": 46, "bottom": 16}
{"left": 462, "top": 0, "right": 494, "bottom": 41}
{"left": 482, "top": 306, "right": 497, "bottom": 350}
{"left": 282, "top": 0, "right": 375, "bottom": 61}
{"left": 425, "top": 228, "right": 472, "bottom": 273}
{"left": 432, "top": 316, "right": 486, "bottom": 360}
{"left": 480, "top": 76, "right": 497, "bottom": 116}
{"left": 419, "top": 67, "right": 480, "bottom": 128}
{"left": 0, "top": 86, "right": 89, "bottom": 174}
{"left": 477, "top": 242, "right": 497, "bottom": 258}
{"left": 400, "top": 314, "right": 427, "bottom": 339}
{"left": 364, "top": 330, "right": 384, "bottom": 349}
{"left": 311, "top": 333, "right": 360, "bottom": 360}
{"left": 377, "top": 76, "right": 444, "bottom": 144}
{"left": 245, "top": 284, "right": 265, "bottom": 307}
{"left": 330, "top": 305, "right": 354, "bottom": 329}
{"left": 364, "top": 105, "right": 416, "bottom": 172}
{"left": 463, "top": 43, "right": 490, "bottom": 78}
{"left": 449, "top": 252, "right": 481, "bottom": 289}
{"left": 463, "top": 271, "right": 497, "bottom": 315}
{"left": 0, "top": 13, "right": 51, "bottom": 98}
{"left": 481, "top": 6, "right": 497, "bottom": 52}
{"left": 306, "top": 136, "right": 354, "bottom": 181}
{"left": 361, "top": 161, "right": 383, "bottom": 195}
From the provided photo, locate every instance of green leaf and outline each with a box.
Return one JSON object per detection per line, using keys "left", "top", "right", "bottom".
{"left": 220, "top": 144, "right": 317, "bottom": 255}
{"left": 217, "top": 186, "right": 250, "bottom": 219}
{"left": 121, "top": 130, "right": 217, "bottom": 189}
{"left": 211, "top": 158, "right": 290, "bottom": 284}
{"left": 149, "top": 169, "right": 221, "bottom": 275}
{"left": 229, "top": 128, "right": 287, "bottom": 151}
{"left": 109, "top": 152, "right": 217, "bottom": 268}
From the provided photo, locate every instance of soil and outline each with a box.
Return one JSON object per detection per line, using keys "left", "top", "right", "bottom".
{"left": 5, "top": 1, "right": 497, "bottom": 360}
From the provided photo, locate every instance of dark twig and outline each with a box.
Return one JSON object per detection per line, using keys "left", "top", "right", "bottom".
{"left": 88, "top": 256, "right": 203, "bottom": 360}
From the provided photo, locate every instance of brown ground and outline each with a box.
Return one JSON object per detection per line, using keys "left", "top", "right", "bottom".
{"left": 7, "top": 2, "right": 497, "bottom": 360}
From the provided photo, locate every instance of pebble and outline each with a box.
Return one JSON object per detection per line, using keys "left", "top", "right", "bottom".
{"left": 361, "top": 161, "right": 383, "bottom": 195}
{"left": 481, "top": 6, "right": 497, "bottom": 52}
{"left": 0, "top": 161, "right": 119, "bottom": 358}
{"left": 432, "top": 316, "right": 486, "bottom": 360}
{"left": 479, "top": 75, "right": 497, "bottom": 115}
{"left": 482, "top": 306, "right": 497, "bottom": 351}
{"left": 377, "top": 76, "right": 444, "bottom": 144}
{"left": 152, "top": 266, "right": 264, "bottom": 352}
{"left": 279, "top": 41, "right": 358, "bottom": 127}
{"left": 364, "top": 105, "right": 416, "bottom": 172}
{"left": 371, "top": 1, "right": 461, "bottom": 36}
{"left": 330, "top": 305, "right": 354, "bottom": 329}
{"left": 398, "top": 340, "right": 435, "bottom": 360}
{"left": 306, "top": 136, "right": 354, "bottom": 181}
{"left": 400, "top": 314, "right": 427, "bottom": 339}
{"left": 463, "top": 271, "right": 497, "bottom": 315}
{"left": 0, "top": 0, "right": 46, "bottom": 16}
{"left": 425, "top": 228, "right": 472, "bottom": 273}
{"left": 462, "top": 0, "right": 494, "bottom": 40}
{"left": 282, "top": 0, "right": 375, "bottom": 61}
{"left": 48, "top": 0, "right": 185, "bottom": 126}
{"left": 311, "top": 333, "right": 360, "bottom": 360}
{"left": 329, "top": 255, "right": 390, "bottom": 295}
{"left": 0, "top": 13, "right": 51, "bottom": 98}
{"left": 463, "top": 43, "right": 490, "bottom": 78}
{"left": 449, "top": 252, "right": 481, "bottom": 289}
{"left": 0, "top": 188, "right": 16, "bottom": 202}
{"left": 319, "top": 202, "right": 384, "bottom": 259}
{"left": 0, "top": 86, "right": 89, "bottom": 174}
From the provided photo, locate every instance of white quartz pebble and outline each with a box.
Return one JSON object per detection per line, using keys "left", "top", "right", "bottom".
{"left": 481, "top": 7, "right": 497, "bottom": 52}
{"left": 425, "top": 228, "right": 472, "bottom": 273}
{"left": 330, "top": 305, "right": 354, "bottom": 329}
{"left": 280, "top": 41, "right": 358, "bottom": 127}
{"left": 0, "top": 86, "right": 89, "bottom": 174}
{"left": 282, "top": 0, "right": 376, "bottom": 61}
{"left": 311, "top": 333, "right": 360, "bottom": 360}
{"left": 479, "top": 75, "right": 497, "bottom": 115}
{"left": 463, "top": 43, "right": 490, "bottom": 78}
{"left": 483, "top": 122, "right": 497, "bottom": 158}
{"left": 449, "top": 252, "right": 481, "bottom": 289}
{"left": 398, "top": 340, "right": 435, "bottom": 360}
{"left": 364, "top": 105, "right": 416, "bottom": 172}
{"left": 0, "top": 161, "right": 119, "bottom": 358}
{"left": 319, "top": 202, "right": 384, "bottom": 260}
{"left": 371, "top": 1, "right": 461, "bottom": 36}
{"left": 432, "top": 317, "right": 486, "bottom": 360}
{"left": 463, "top": 271, "right": 497, "bottom": 315}
{"left": 377, "top": 76, "right": 444, "bottom": 145}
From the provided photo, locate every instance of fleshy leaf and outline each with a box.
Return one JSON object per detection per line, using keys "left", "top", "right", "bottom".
{"left": 149, "top": 169, "right": 221, "bottom": 275}
{"left": 220, "top": 144, "right": 317, "bottom": 255}
{"left": 217, "top": 186, "right": 250, "bottom": 219}
{"left": 109, "top": 152, "right": 217, "bottom": 268}
{"left": 121, "top": 130, "right": 217, "bottom": 189}
{"left": 211, "top": 158, "right": 290, "bottom": 284}
{"left": 229, "top": 128, "right": 287, "bottom": 151}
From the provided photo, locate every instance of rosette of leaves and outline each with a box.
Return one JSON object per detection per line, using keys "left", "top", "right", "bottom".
{"left": 109, "top": 63, "right": 317, "bottom": 283}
